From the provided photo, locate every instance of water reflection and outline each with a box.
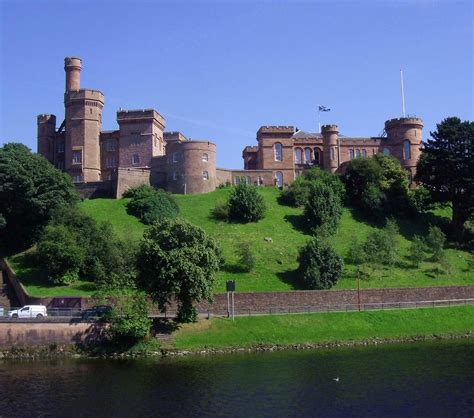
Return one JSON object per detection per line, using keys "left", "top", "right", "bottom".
{"left": 0, "top": 340, "right": 472, "bottom": 417}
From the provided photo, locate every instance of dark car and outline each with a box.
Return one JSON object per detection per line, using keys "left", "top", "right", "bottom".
{"left": 80, "top": 305, "right": 113, "bottom": 319}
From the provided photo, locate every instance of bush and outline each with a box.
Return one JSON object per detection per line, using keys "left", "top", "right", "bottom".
{"left": 408, "top": 186, "right": 433, "bottom": 213}
{"left": 36, "top": 224, "right": 86, "bottom": 285}
{"left": 228, "top": 183, "right": 266, "bottom": 223}
{"left": 126, "top": 188, "right": 179, "bottom": 225}
{"left": 122, "top": 184, "right": 156, "bottom": 199}
{"left": 363, "top": 219, "right": 399, "bottom": 266}
{"left": 408, "top": 235, "right": 427, "bottom": 267}
{"left": 347, "top": 238, "right": 367, "bottom": 265}
{"left": 303, "top": 182, "right": 342, "bottom": 235}
{"left": 236, "top": 242, "right": 256, "bottom": 272}
{"left": 278, "top": 177, "right": 311, "bottom": 207}
{"left": 211, "top": 201, "right": 230, "bottom": 221}
{"left": 297, "top": 238, "right": 344, "bottom": 289}
{"left": 425, "top": 226, "right": 446, "bottom": 261}
{"left": 304, "top": 167, "right": 346, "bottom": 204}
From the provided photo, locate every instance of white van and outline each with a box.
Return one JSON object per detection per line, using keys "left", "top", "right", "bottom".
{"left": 8, "top": 305, "right": 48, "bottom": 319}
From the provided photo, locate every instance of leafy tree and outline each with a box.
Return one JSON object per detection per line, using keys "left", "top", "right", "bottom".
{"left": 236, "top": 242, "right": 256, "bottom": 272}
{"left": 228, "top": 183, "right": 266, "bottom": 223}
{"left": 363, "top": 219, "right": 399, "bottom": 266}
{"left": 126, "top": 186, "right": 179, "bottom": 225}
{"left": 425, "top": 225, "right": 446, "bottom": 262}
{"left": 0, "top": 143, "right": 78, "bottom": 252}
{"left": 36, "top": 224, "right": 86, "bottom": 284}
{"left": 304, "top": 166, "right": 346, "bottom": 203}
{"left": 106, "top": 289, "right": 152, "bottom": 344}
{"left": 347, "top": 238, "right": 367, "bottom": 265}
{"left": 416, "top": 117, "right": 474, "bottom": 239}
{"left": 137, "top": 218, "right": 223, "bottom": 323}
{"left": 304, "top": 182, "right": 342, "bottom": 235}
{"left": 279, "top": 176, "right": 311, "bottom": 207}
{"left": 408, "top": 186, "right": 433, "bottom": 213}
{"left": 297, "top": 238, "right": 344, "bottom": 289}
{"left": 408, "top": 235, "right": 427, "bottom": 267}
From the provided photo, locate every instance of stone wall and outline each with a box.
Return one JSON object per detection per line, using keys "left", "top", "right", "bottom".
{"left": 0, "top": 322, "right": 108, "bottom": 346}
{"left": 115, "top": 167, "right": 151, "bottom": 198}
{"left": 75, "top": 180, "right": 114, "bottom": 199}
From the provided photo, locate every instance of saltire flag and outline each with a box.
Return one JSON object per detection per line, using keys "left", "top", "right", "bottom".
{"left": 318, "top": 105, "right": 331, "bottom": 112}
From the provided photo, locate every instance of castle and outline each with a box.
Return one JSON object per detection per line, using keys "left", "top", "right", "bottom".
{"left": 37, "top": 57, "right": 423, "bottom": 197}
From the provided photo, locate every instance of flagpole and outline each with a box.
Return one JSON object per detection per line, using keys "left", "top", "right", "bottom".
{"left": 400, "top": 69, "right": 406, "bottom": 117}
{"left": 317, "top": 105, "right": 321, "bottom": 133}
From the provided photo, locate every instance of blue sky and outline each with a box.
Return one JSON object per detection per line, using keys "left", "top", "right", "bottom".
{"left": 0, "top": 0, "right": 472, "bottom": 168}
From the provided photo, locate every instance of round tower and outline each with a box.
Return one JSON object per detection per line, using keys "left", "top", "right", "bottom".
{"left": 64, "top": 57, "right": 82, "bottom": 92}
{"left": 321, "top": 124, "right": 339, "bottom": 173}
{"left": 384, "top": 117, "right": 423, "bottom": 181}
{"left": 37, "top": 114, "right": 56, "bottom": 162}
{"left": 166, "top": 141, "right": 217, "bottom": 194}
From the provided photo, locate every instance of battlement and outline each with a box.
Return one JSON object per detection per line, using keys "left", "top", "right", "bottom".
{"left": 117, "top": 109, "right": 165, "bottom": 126}
{"left": 244, "top": 146, "right": 258, "bottom": 152}
{"left": 65, "top": 88, "right": 105, "bottom": 103}
{"left": 321, "top": 124, "right": 339, "bottom": 133}
{"left": 37, "top": 114, "right": 56, "bottom": 124}
{"left": 385, "top": 117, "right": 423, "bottom": 130}
{"left": 164, "top": 131, "right": 189, "bottom": 142}
{"left": 257, "top": 126, "right": 295, "bottom": 134}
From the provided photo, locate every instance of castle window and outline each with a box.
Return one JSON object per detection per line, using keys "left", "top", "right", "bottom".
{"left": 72, "top": 174, "right": 82, "bottom": 183}
{"left": 246, "top": 176, "right": 251, "bottom": 185}
{"left": 258, "top": 176, "right": 264, "bottom": 186}
{"left": 202, "top": 153, "right": 209, "bottom": 162}
{"left": 349, "top": 149, "right": 354, "bottom": 160}
{"left": 274, "top": 143, "right": 282, "bottom": 162}
{"left": 314, "top": 147, "right": 321, "bottom": 165}
{"left": 203, "top": 171, "right": 209, "bottom": 180}
{"left": 383, "top": 147, "right": 390, "bottom": 156}
{"left": 403, "top": 140, "right": 411, "bottom": 160}
{"left": 356, "top": 149, "right": 361, "bottom": 158}
{"left": 234, "top": 176, "right": 240, "bottom": 185}
{"left": 106, "top": 141, "right": 116, "bottom": 152}
{"left": 72, "top": 151, "right": 82, "bottom": 164}
{"left": 275, "top": 171, "right": 283, "bottom": 187}
{"left": 132, "top": 154, "right": 140, "bottom": 165}
{"left": 294, "top": 148, "right": 303, "bottom": 164}
{"left": 106, "top": 157, "right": 117, "bottom": 168}
{"left": 56, "top": 161, "right": 64, "bottom": 170}
{"left": 173, "top": 171, "right": 178, "bottom": 180}
{"left": 304, "top": 148, "right": 312, "bottom": 164}
{"left": 330, "top": 148, "right": 335, "bottom": 161}
{"left": 172, "top": 152, "right": 179, "bottom": 163}
{"left": 362, "top": 149, "right": 367, "bottom": 157}
{"left": 57, "top": 142, "right": 65, "bottom": 153}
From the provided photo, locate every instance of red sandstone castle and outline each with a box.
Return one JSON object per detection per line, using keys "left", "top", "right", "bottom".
{"left": 38, "top": 57, "right": 423, "bottom": 197}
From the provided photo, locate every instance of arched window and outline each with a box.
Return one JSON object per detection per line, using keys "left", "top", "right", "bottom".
{"left": 202, "top": 153, "right": 209, "bottom": 162}
{"left": 362, "top": 149, "right": 367, "bottom": 157}
{"left": 356, "top": 149, "right": 361, "bottom": 158}
{"left": 304, "top": 148, "right": 312, "bottom": 164}
{"left": 403, "top": 140, "right": 411, "bottom": 160}
{"left": 314, "top": 147, "right": 321, "bottom": 165}
{"left": 275, "top": 171, "right": 283, "bottom": 187}
{"left": 349, "top": 149, "right": 354, "bottom": 160}
{"left": 202, "top": 171, "right": 209, "bottom": 180}
{"left": 274, "top": 143, "right": 282, "bottom": 161}
{"left": 294, "top": 148, "right": 303, "bottom": 164}
{"left": 383, "top": 147, "right": 390, "bottom": 156}
{"left": 330, "top": 148, "right": 335, "bottom": 161}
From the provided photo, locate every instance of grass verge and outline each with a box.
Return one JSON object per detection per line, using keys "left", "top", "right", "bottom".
{"left": 173, "top": 305, "right": 474, "bottom": 350}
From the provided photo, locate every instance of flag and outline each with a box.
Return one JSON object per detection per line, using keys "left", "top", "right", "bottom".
{"left": 318, "top": 105, "right": 331, "bottom": 112}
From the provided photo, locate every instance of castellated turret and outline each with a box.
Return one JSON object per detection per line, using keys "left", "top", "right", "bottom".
{"left": 384, "top": 117, "right": 423, "bottom": 181}
{"left": 64, "top": 57, "right": 104, "bottom": 183}
{"left": 37, "top": 114, "right": 56, "bottom": 162}
{"left": 321, "top": 124, "right": 339, "bottom": 173}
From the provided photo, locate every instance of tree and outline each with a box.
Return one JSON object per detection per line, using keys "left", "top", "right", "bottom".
{"left": 304, "top": 182, "right": 342, "bottom": 235}
{"left": 228, "top": 183, "right": 266, "bottom": 223}
{"left": 0, "top": 143, "right": 78, "bottom": 252}
{"left": 408, "top": 235, "right": 427, "bottom": 267}
{"left": 363, "top": 219, "right": 399, "bottom": 266}
{"left": 424, "top": 225, "right": 446, "bottom": 262}
{"left": 137, "top": 218, "right": 223, "bottom": 322}
{"left": 236, "top": 242, "right": 256, "bottom": 272}
{"left": 297, "top": 238, "right": 344, "bottom": 289}
{"left": 416, "top": 117, "right": 474, "bottom": 239}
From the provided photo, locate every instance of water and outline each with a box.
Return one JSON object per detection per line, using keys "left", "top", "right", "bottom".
{"left": 0, "top": 340, "right": 472, "bottom": 417}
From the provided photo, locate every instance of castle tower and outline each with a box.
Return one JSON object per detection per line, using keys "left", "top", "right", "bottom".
{"left": 322, "top": 124, "right": 339, "bottom": 173}
{"left": 64, "top": 57, "right": 104, "bottom": 183}
{"left": 384, "top": 117, "right": 423, "bottom": 182}
{"left": 37, "top": 114, "right": 56, "bottom": 163}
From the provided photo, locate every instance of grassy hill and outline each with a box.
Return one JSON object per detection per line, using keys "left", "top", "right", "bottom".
{"left": 9, "top": 187, "right": 472, "bottom": 297}
{"left": 81, "top": 188, "right": 472, "bottom": 293}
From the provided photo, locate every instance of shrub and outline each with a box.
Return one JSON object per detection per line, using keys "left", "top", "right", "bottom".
{"left": 303, "top": 182, "right": 342, "bottom": 235}
{"left": 228, "top": 183, "right": 266, "bottom": 223}
{"left": 297, "top": 238, "right": 344, "bottom": 289}
{"left": 408, "top": 235, "right": 427, "bottom": 267}
{"left": 122, "top": 184, "right": 156, "bottom": 199}
{"left": 363, "top": 219, "right": 399, "bottom": 266}
{"left": 304, "top": 167, "right": 346, "bottom": 204}
{"left": 36, "top": 224, "right": 86, "bottom": 284}
{"left": 211, "top": 201, "right": 230, "bottom": 221}
{"left": 347, "top": 238, "right": 367, "bottom": 265}
{"left": 127, "top": 189, "right": 179, "bottom": 225}
{"left": 236, "top": 242, "right": 256, "bottom": 272}
{"left": 278, "top": 177, "right": 311, "bottom": 207}
{"left": 408, "top": 186, "right": 433, "bottom": 213}
{"left": 425, "top": 225, "right": 446, "bottom": 261}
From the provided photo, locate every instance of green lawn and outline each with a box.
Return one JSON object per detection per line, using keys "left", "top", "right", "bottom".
{"left": 9, "top": 187, "right": 473, "bottom": 297}
{"left": 173, "top": 305, "right": 474, "bottom": 350}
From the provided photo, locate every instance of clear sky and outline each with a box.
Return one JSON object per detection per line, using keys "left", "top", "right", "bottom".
{"left": 0, "top": 0, "right": 472, "bottom": 168}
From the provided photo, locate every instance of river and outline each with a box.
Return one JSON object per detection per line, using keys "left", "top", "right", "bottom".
{"left": 0, "top": 340, "right": 472, "bottom": 417}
